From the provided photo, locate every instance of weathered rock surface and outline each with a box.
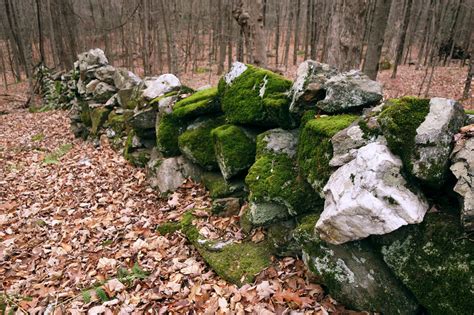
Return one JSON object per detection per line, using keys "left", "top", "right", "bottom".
{"left": 113, "top": 68, "right": 142, "bottom": 90}
{"left": 450, "top": 129, "right": 474, "bottom": 231}
{"left": 93, "top": 82, "right": 117, "bottom": 103}
{"left": 317, "top": 142, "right": 429, "bottom": 244}
{"left": 223, "top": 62, "right": 247, "bottom": 85}
{"left": 411, "top": 97, "right": 466, "bottom": 186}
{"left": 212, "top": 197, "right": 241, "bottom": 217}
{"left": 256, "top": 128, "right": 298, "bottom": 158}
{"left": 129, "top": 108, "right": 157, "bottom": 131}
{"left": 295, "top": 215, "right": 420, "bottom": 314}
{"left": 329, "top": 124, "right": 369, "bottom": 167}
{"left": 142, "top": 74, "right": 181, "bottom": 100}
{"left": 94, "top": 65, "right": 117, "bottom": 84}
{"left": 77, "top": 48, "right": 108, "bottom": 72}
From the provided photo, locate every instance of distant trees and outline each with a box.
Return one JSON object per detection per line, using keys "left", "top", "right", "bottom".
{"left": 0, "top": 0, "right": 472, "bottom": 99}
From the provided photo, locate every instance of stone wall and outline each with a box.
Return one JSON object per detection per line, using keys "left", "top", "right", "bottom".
{"left": 46, "top": 49, "right": 474, "bottom": 314}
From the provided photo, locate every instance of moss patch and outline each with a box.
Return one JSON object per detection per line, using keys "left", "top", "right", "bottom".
{"left": 181, "top": 211, "right": 273, "bottom": 285}
{"left": 156, "top": 112, "right": 186, "bottom": 157}
{"left": 211, "top": 125, "right": 256, "bottom": 179}
{"left": 156, "top": 221, "right": 181, "bottom": 235}
{"left": 79, "top": 101, "right": 92, "bottom": 127}
{"left": 201, "top": 172, "right": 246, "bottom": 199}
{"left": 173, "top": 87, "right": 220, "bottom": 119}
{"left": 90, "top": 107, "right": 111, "bottom": 136}
{"left": 178, "top": 117, "right": 225, "bottom": 170}
{"left": 106, "top": 110, "right": 132, "bottom": 135}
{"left": 464, "top": 109, "right": 474, "bottom": 115}
{"left": 378, "top": 97, "right": 430, "bottom": 176}
{"left": 298, "top": 114, "right": 357, "bottom": 195}
{"left": 246, "top": 153, "right": 322, "bottom": 219}
{"left": 43, "top": 143, "right": 73, "bottom": 164}
{"left": 219, "top": 65, "right": 294, "bottom": 128}
{"left": 376, "top": 212, "right": 474, "bottom": 314}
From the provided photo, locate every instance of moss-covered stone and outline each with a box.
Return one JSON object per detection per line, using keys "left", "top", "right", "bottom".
{"left": 294, "top": 215, "right": 420, "bottom": 314}
{"left": 246, "top": 152, "right": 322, "bottom": 225}
{"left": 211, "top": 124, "right": 256, "bottom": 179}
{"left": 90, "top": 107, "right": 111, "bottom": 136}
{"left": 219, "top": 65, "right": 294, "bottom": 128}
{"left": 155, "top": 112, "right": 186, "bottom": 157}
{"left": 79, "top": 101, "right": 92, "bottom": 127}
{"left": 297, "top": 114, "right": 358, "bottom": 195}
{"left": 464, "top": 109, "right": 474, "bottom": 115}
{"left": 378, "top": 97, "right": 430, "bottom": 177}
{"left": 181, "top": 211, "right": 274, "bottom": 285}
{"left": 106, "top": 110, "right": 133, "bottom": 135}
{"left": 117, "top": 86, "right": 145, "bottom": 110}
{"left": 123, "top": 130, "right": 150, "bottom": 167}
{"left": 178, "top": 117, "right": 225, "bottom": 170}
{"left": 173, "top": 87, "right": 220, "bottom": 119}
{"left": 375, "top": 212, "right": 474, "bottom": 314}
{"left": 201, "top": 172, "right": 246, "bottom": 199}
{"left": 156, "top": 221, "right": 181, "bottom": 235}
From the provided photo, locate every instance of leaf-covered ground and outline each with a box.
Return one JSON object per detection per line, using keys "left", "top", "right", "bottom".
{"left": 0, "top": 103, "right": 361, "bottom": 314}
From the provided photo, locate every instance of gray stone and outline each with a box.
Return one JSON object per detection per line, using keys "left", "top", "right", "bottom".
{"left": 147, "top": 150, "right": 202, "bottom": 194}
{"left": 450, "top": 131, "right": 474, "bottom": 231}
{"left": 317, "top": 142, "right": 429, "bottom": 245}
{"left": 85, "top": 79, "right": 100, "bottom": 94}
{"left": 289, "top": 60, "right": 338, "bottom": 115}
{"left": 77, "top": 48, "right": 108, "bottom": 72}
{"left": 329, "top": 124, "right": 370, "bottom": 167}
{"left": 297, "top": 225, "right": 419, "bottom": 314}
{"left": 317, "top": 70, "right": 383, "bottom": 113}
{"left": 248, "top": 202, "right": 289, "bottom": 226}
{"left": 258, "top": 128, "right": 298, "bottom": 158}
{"left": 142, "top": 74, "right": 181, "bottom": 100}
{"left": 212, "top": 198, "right": 241, "bottom": 217}
{"left": 129, "top": 108, "right": 157, "bottom": 131}
{"left": 113, "top": 68, "right": 142, "bottom": 90}
{"left": 104, "top": 94, "right": 119, "bottom": 108}
{"left": 411, "top": 97, "right": 466, "bottom": 186}
{"left": 95, "top": 65, "right": 117, "bottom": 85}
{"left": 466, "top": 114, "right": 474, "bottom": 125}
{"left": 93, "top": 82, "right": 117, "bottom": 103}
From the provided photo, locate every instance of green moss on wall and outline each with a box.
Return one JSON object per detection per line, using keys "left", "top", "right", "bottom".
{"left": 378, "top": 97, "right": 430, "bottom": 176}
{"left": 90, "top": 107, "right": 111, "bottom": 136}
{"left": 156, "top": 112, "right": 185, "bottom": 157}
{"left": 298, "top": 114, "right": 357, "bottom": 195}
{"left": 211, "top": 124, "right": 256, "bottom": 179}
{"left": 173, "top": 87, "right": 220, "bottom": 119}
{"left": 201, "top": 172, "right": 246, "bottom": 199}
{"left": 219, "top": 65, "right": 294, "bottom": 128}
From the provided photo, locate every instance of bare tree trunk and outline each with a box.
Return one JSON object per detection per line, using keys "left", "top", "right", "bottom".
{"left": 293, "top": 0, "right": 301, "bottom": 65}
{"left": 326, "top": 0, "right": 366, "bottom": 71}
{"left": 283, "top": 1, "right": 294, "bottom": 68}
{"left": 363, "top": 0, "right": 392, "bottom": 80}
{"left": 36, "top": 0, "right": 45, "bottom": 65}
{"left": 274, "top": 0, "right": 281, "bottom": 66}
{"left": 391, "top": 0, "right": 412, "bottom": 78}
{"left": 463, "top": 47, "right": 473, "bottom": 99}
{"left": 217, "top": 0, "right": 227, "bottom": 74}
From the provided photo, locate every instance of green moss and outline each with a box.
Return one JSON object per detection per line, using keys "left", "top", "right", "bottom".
{"left": 90, "top": 107, "right": 111, "bottom": 136}
{"left": 211, "top": 124, "right": 256, "bottom": 179}
{"left": 246, "top": 153, "right": 322, "bottom": 218}
{"left": 156, "top": 221, "right": 181, "bottom": 235}
{"left": 464, "top": 109, "right": 474, "bottom": 115}
{"left": 298, "top": 114, "right": 357, "bottom": 195}
{"left": 180, "top": 211, "right": 273, "bottom": 285}
{"left": 106, "top": 110, "right": 132, "bottom": 135}
{"left": 156, "top": 112, "right": 185, "bottom": 157}
{"left": 376, "top": 213, "right": 474, "bottom": 314}
{"left": 43, "top": 143, "right": 73, "bottom": 164}
{"left": 118, "top": 87, "right": 144, "bottom": 110}
{"left": 201, "top": 172, "right": 246, "bottom": 198}
{"left": 79, "top": 101, "right": 92, "bottom": 126}
{"left": 219, "top": 65, "right": 294, "bottom": 128}
{"left": 31, "top": 133, "right": 45, "bottom": 142}
{"left": 378, "top": 97, "right": 430, "bottom": 176}
{"left": 149, "top": 90, "right": 179, "bottom": 106}
{"left": 173, "top": 87, "right": 220, "bottom": 119}
{"left": 123, "top": 130, "right": 151, "bottom": 167}
{"left": 178, "top": 117, "right": 225, "bottom": 170}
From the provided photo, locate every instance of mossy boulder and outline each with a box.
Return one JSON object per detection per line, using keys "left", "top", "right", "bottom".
{"left": 173, "top": 87, "right": 220, "bottom": 119}
{"left": 246, "top": 129, "right": 322, "bottom": 225}
{"left": 105, "top": 110, "right": 133, "bottom": 136}
{"left": 180, "top": 211, "right": 274, "bottom": 285}
{"left": 218, "top": 63, "right": 294, "bottom": 128}
{"left": 375, "top": 212, "right": 474, "bottom": 314}
{"left": 178, "top": 117, "right": 225, "bottom": 170}
{"left": 90, "top": 106, "right": 111, "bottom": 136}
{"left": 117, "top": 86, "right": 145, "bottom": 110}
{"left": 201, "top": 172, "right": 246, "bottom": 199}
{"left": 298, "top": 114, "right": 358, "bottom": 196}
{"left": 211, "top": 125, "right": 256, "bottom": 180}
{"left": 295, "top": 215, "right": 420, "bottom": 314}
{"left": 156, "top": 112, "right": 185, "bottom": 157}
{"left": 123, "top": 130, "right": 151, "bottom": 167}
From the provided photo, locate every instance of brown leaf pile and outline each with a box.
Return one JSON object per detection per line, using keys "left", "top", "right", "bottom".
{"left": 0, "top": 102, "right": 360, "bottom": 314}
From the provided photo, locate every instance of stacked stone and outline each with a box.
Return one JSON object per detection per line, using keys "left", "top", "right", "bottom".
{"left": 64, "top": 49, "right": 473, "bottom": 314}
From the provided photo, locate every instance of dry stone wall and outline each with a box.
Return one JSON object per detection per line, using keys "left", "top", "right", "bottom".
{"left": 42, "top": 49, "right": 473, "bottom": 314}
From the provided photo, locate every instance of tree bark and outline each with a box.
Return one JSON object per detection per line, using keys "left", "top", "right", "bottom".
{"left": 363, "top": 0, "right": 392, "bottom": 80}
{"left": 391, "top": 0, "right": 412, "bottom": 78}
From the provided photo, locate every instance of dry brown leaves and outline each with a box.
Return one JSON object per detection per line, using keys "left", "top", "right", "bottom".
{"left": 0, "top": 102, "right": 359, "bottom": 314}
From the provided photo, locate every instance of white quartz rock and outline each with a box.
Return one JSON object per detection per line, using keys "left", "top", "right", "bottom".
{"left": 142, "top": 74, "right": 181, "bottom": 100}
{"left": 224, "top": 62, "right": 247, "bottom": 85}
{"left": 316, "top": 142, "right": 428, "bottom": 245}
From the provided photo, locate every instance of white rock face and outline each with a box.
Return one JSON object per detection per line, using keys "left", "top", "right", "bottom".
{"left": 316, "top": 142, "right": 428, "bottom": 245}
{"left": 77, "top": 48, "right": 108, "bottom": 72}
{"left": 142, "top": 74, "right": 181, "bottom": 100}
{"left": 224, "top": 62, "right": 247, "bottom": 85}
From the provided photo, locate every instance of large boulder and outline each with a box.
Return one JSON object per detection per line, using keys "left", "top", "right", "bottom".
{"left": 375, "top": 212, "right": 474, "bottom": 314}
{"left": 245, "top": 129, "right": 321, "bottom": 226}
{"left": 178, "top": 117, "right": 225, "bottom": 170}
{"left": 289, "top": 60, "right": 382, "bottom": 115}
{"left": 211, "top": 125, "right": 256, "bottom": 180}
{"left": 142, "top": 74, "right": 181, "bottom": 100}
{"left": 316, "top": 142, "right": 429, "bottom": 245}
{"left": 298, "top": 114, "right": 358, "bottom": 197}
{"left": 219, "top": 62, "right": 295, "bottom": 129}
{"left": 77, "top": 48, "right": 108, "bottom": 73}
{"left": 450, "top": 125, "right": 474, "bottom": 231}
{"left": 295, "top": 215, "right": 420, "bottom": 314}
{"left": 410, "top": 97, "right": 466, "bottom": 186}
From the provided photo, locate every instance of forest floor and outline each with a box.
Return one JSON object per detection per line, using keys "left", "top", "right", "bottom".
{"left": 0, "top": 102, "right": 361, "bottom": 313}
